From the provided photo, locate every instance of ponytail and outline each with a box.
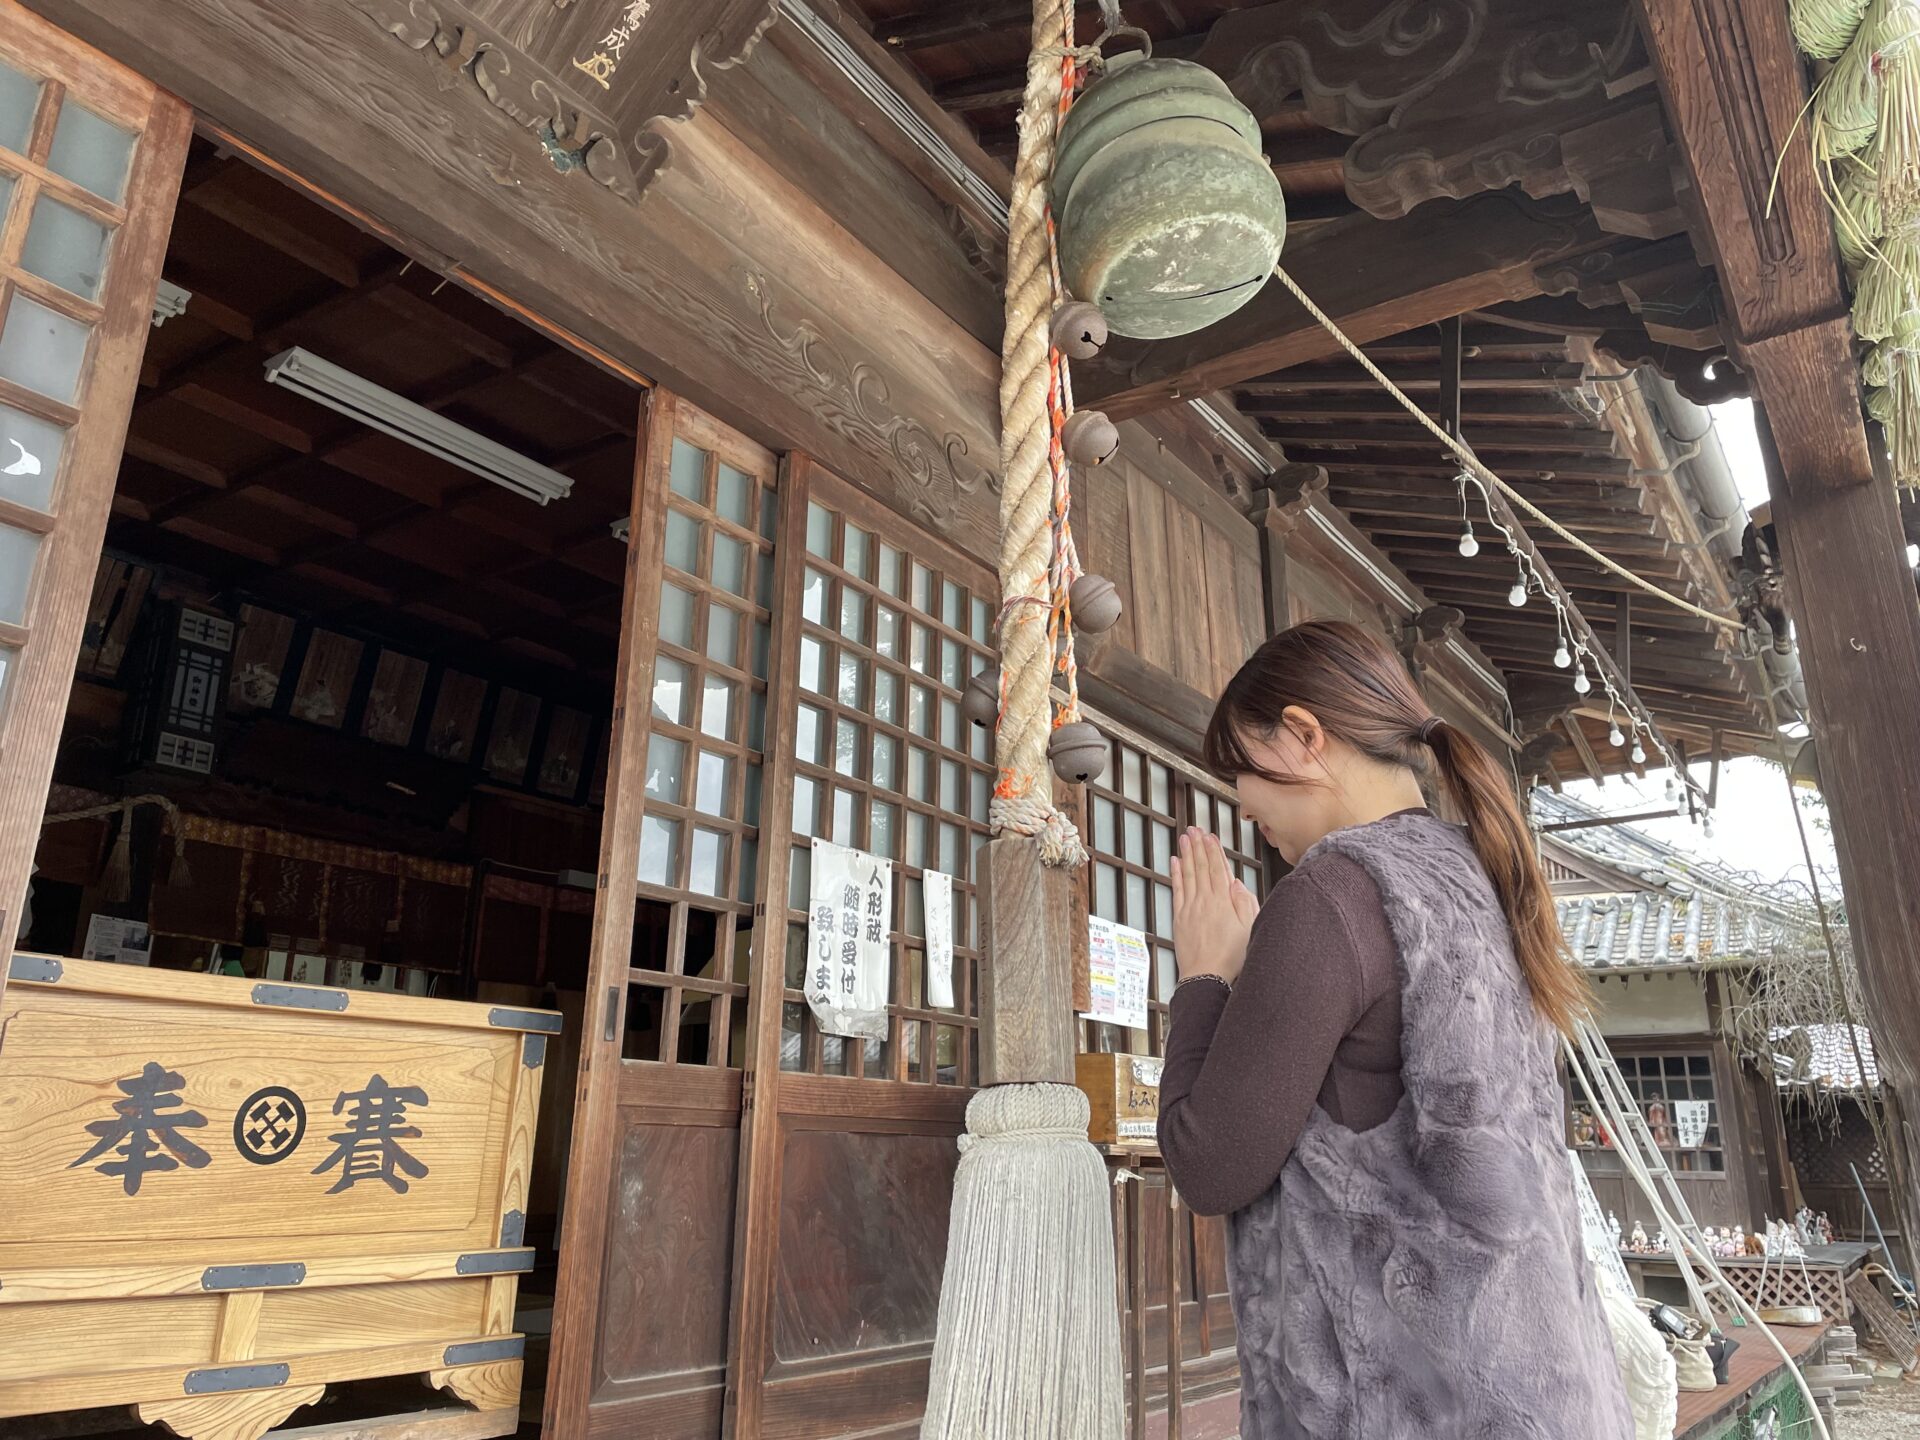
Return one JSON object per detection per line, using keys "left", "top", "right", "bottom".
{"left": 1422, "top": 719, "right": 1589, "bottom": 1036}
{"left": 1205, "top": 619, "right": 1589, "bottom": 1036}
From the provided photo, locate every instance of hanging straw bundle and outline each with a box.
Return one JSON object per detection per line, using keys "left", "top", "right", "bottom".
{"left": 1793, "top": 0, "right": 1875, "bottom": 59}
{"left": 1866, "top": 326, "right": 1920, "bottom": 487}
{"left": 1833, "top": 156, "right": 1886, "bottom": 274}
{"left": 1815, "top": 0, "right": 1886, "bottom": 161}
{"left": 1850, "top": 216, "right": 1920, "bottom": 337}
{"left": 1873, "top": 0, "right": 1920, "bottom": 223}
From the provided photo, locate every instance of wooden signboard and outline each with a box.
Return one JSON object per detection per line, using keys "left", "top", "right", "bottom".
{"left": 0, "top": 953, "right": 558, "bottom": 1439}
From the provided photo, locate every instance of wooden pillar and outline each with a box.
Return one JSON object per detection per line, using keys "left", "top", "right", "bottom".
{"left": 980, "top": 836, "right": 1080, "bottom": 1083}
{"left": 1748, "top": 324, "right": 1920, "bottom": 1102}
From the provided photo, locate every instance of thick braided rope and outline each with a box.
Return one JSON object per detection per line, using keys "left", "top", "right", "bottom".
{"left": 991, "top": 0, "right": 1086, "bottom": 866}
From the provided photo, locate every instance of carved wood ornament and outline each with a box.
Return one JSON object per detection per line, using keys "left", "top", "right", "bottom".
{"left": 1189, "top": 0, "right": 1646, "bottom": 222}
{"left": 347, "top": 0, "right": 778, "bottom": 200}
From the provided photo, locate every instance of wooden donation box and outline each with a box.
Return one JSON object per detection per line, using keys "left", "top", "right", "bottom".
{"left": 0, "top": 953, "right": 558, "bottom": 1439}
{"left": 1076, "top": 1052, "right": 1163, "bottom": 1146}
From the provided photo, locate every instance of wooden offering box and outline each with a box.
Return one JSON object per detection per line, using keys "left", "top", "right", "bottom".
{"left": 1076, "top": 1052, "right": 1163, "bottom": 1147}
{"left": 0, "top": 953, "right": 558, "bottom": 1440}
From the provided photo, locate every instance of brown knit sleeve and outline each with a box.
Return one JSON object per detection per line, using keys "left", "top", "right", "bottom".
{"left": 1157, "top": 857, "right": 1374, "bottom": 1216}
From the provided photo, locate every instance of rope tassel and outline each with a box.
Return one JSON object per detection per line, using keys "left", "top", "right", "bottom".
{"left": 920, "top": 1087, "right": 1127, "bottom": 1440}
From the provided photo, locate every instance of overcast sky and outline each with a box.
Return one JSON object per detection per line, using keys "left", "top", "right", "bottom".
{"left": 1550, "top": 401, "right": 1839, "bottom": 893}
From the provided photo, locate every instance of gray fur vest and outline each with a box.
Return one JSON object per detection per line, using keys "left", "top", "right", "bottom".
{"left": 1225, "top": 811, "right": 1633, "bottom": 1440}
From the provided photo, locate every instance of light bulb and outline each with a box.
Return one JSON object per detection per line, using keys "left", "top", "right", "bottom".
{"left": 1665, "top": 775, "right": 1678, "bottom": 801}
{"left": 1573, "top": 666, "right": 1591, "bottom": 695}
{"left": 1703, "top": 815, "right": 1716, "bottom": 839}
{"left": 1630, "top": 739, "right": 1647, "bottom": 764}
{"left": 1608, "top": 723, "right": 1625, "bottom": 747}
{"left": 1457, "top": 527, "right": 1479, "bottom": 558}
{"left": 1553, "top": 641, "right": 1572, "bottom": 669}
{"left": 1508, "top": 580, "right": 1528, "bottom": 607}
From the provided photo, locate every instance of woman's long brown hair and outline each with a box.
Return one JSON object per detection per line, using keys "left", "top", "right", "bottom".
{"left": 1204, "top": 619, "right": 1589, "bottom": 1036}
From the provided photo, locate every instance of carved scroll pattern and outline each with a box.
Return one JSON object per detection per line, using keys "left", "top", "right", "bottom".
{"left": 348, "top": 0, "right": 779, "bottom": 201}
{"left": 1192, "top": 0, "right": 1637, "bottom": 220}
{"left": 758, "top": 295, "right": 1000, "bottom": 530}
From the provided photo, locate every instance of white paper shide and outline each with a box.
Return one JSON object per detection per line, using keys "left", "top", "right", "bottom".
{"left": 805, "top": 839, "right": 893, "bottom": 1040}
{"left": 924, "top": 869, "right": 955, "bottom": 1011}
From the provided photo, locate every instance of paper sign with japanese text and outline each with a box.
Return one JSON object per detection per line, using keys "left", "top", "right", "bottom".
{"left": 805, "top": 839, "right": 893, "bottom": 1040}
{"left": 924, "top": 869, "right": 955, "bottom": 1011}
{"left": 1082, "top": 916, "right": 1151, "bottom": 1031}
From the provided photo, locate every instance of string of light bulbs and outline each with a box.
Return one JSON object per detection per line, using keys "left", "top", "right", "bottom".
{"left": 1455, "top": 468, "right": 1707, "bottom": 802}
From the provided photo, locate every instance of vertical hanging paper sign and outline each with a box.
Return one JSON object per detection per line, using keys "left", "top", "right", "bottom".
{"left": 924, "top": 870, "right": 955, "bottom": 1010}
{"left": 1082, "top": 917, "right": 1150, "bottom": 1030}
{"left": 1673, "top": 1099, "right": 1711, "bottom": 1150}
{"left": 805, "top": 839, "right": 893, "bottom": 1040}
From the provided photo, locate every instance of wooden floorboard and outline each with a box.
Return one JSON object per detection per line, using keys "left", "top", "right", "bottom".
{"left": 1674, "top": 1322, "right": 1825, "bottom": 1439}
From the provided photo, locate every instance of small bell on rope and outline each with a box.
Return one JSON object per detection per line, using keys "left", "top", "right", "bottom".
{"left": 1048, "top": 720, "right": 1109, "bottom": 784}
{"left": 1068, "top": 573, "right": 1123, "bottom": 633}
{"left": 1049, "top": 300, "right": 1109, "bottom": 359}
{"left": 964, "top": 664, "right": 1001, "bottom": 727}
{"left": 1062, "top": 409, "right": 1119, "bottom": 466}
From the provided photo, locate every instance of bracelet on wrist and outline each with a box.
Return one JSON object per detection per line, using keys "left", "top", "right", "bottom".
{"left": 1174, "top": 973, "right": 1232, "bottom": 999}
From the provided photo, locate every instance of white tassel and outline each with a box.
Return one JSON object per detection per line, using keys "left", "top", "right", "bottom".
{"left": 921, "top": 1084, "right": 1126, "bottom": 1440}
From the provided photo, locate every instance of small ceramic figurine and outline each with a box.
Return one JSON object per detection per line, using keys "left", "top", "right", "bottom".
{"left": 1647, "top": 1100, "right": 1673, "bottom": 1149}
{"left": 1817, "top": 1212, "right": 1834, "bottom": 1245}
{"left": 1630, "top": 1221, "right": 1649, "bottom": 1252}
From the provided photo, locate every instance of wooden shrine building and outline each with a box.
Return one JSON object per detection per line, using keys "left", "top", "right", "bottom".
{"left": 0, "top": 1, "right": 1916, "bottom": 1438}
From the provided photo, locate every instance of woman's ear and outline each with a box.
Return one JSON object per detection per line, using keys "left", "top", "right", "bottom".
{"left": 1279, "top": 705, "right": 1325, "bottom": 761}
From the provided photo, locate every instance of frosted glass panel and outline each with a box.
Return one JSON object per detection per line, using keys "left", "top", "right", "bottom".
{"left": 0, "top": 643, "right": 13, "bottom": 718}
{"left": 0, "top": 294, "right": 88, "bottom": 403}
{"left": 645, "top": 734, "right": 686, "bottom": 803}
{"left": 664, "top": 509, "right": 700, "bottom": 574}
{"left": 22, "top": 197, "right": 111, "bottom": 301}
{"left": 659, "top": 581, "right": 696, "bottom": 648}
{"left": 706, "top": 601, "right": 738, "bottom": 665}
{"left": 48, "top": 103, "right": 134, "bottom": 204}
{"left": 652, "top": 655, "right": 689, "bottom": 725}
{"left": 690, "top": 828, "right": 727, "bottom": 896}
{"left": 716, "top": 463, "right": 752, "bottom": 527}
{"left": 0, "top": 403, "right": 64, "bottom": 511}
{"left": 0, "top": 521, "right": 41, "bottom": 624}
{"left": 695, "top": 750, "right": 732, "bottom": 816}
{"left": 700, "top": 675, "right": 735, "bottom": 739}
{"left": 638, "top": 816, "right": 682, "bottom": 887}
{"left": 669, "top": 438, "right": 707, "bottom": 501}
{"left": 0, "top": 61, "right": 40, "bottom": 154}
{"left": 711, "top": 533, "right": 747, "bottom": 596}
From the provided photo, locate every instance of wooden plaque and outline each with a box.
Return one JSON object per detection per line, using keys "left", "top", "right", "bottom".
{"left": 1076, "top": 1051, "right": 1163, "bottom": 1147}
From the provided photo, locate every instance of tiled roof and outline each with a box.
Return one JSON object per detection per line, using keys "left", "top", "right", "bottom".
{"left": 1770, "top": 1023, "right": 1879, "bottom": 1091}
{"left": 1534, "top": 791, "right": 1821, "bottom": 972}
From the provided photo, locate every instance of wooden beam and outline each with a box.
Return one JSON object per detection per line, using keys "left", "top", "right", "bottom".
{"left": 1075, "top": 192, "right": 1607, "bottom": 419}
{"left": 1238, "top": 362, "right": 1588, "bottom": 395}
{"left": 1562, "top": 714, "right": 1606, "bottom": 786}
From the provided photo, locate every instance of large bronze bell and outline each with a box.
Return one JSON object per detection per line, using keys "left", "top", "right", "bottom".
{"left": 1054, "top": 51, "right": 1286, "bottom": 340}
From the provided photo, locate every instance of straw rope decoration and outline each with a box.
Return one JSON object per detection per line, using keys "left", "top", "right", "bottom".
{"left": 1797, "top": 0, "right": 1920, "bottom": 486}
{"left": 989, "top": 0, "right": 1098, "bottom": 866}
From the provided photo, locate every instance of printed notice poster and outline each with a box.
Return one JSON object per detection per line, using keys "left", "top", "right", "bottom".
{"left": 83, "top": 914, "right": 152, "bottom": 966}
{"left": 1082, "top": 916, "right": 1151, "bottom": 1031}
{"left": 805, "top": 839, "right": 893, "bottom": 1040}
{"left": 1673, "top": 1099, "right": 1711, "bottom": 1150}
{"left": 924, "top": 870, "right": 955, "bottom": 1010}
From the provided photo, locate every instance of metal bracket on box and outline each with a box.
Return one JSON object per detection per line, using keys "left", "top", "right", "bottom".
{"left": 8, "top": 954, "right": 62, "bottom": 983}
{"left": 455, "top": 1249, "right": 535, "bottom": 1276}
{"left": 522, "top": 1033, "right": 547, "bottom": 1068}
{"left": 488, "top": 1006, "right": 562, "bottom": 1033}
{"left": 443, "top": 1337, "right": 525, "bottom": 1366}
{"left": 202, "top": 1263, "right": 307, "bottom": 1291}
{"left": 184, "top": 1363, "right": 291, "bottom": 1394}
{"left": 252, "top": 984, "right": 348, "bottom": 1012}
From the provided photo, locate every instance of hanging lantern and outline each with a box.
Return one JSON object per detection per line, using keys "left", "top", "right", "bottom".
{"left": 1054, "top": 51, "right": 1287, "bottom": 340}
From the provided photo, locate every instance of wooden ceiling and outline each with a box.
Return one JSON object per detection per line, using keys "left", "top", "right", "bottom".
{"left": 109, "top": 138, "right": 641, "bottom": 685}
{"left": 1238, "top": 318, "right": 1774, "bottom": 776}
{"left": 860, "top": 0, "right": 1357, "bottom": 223}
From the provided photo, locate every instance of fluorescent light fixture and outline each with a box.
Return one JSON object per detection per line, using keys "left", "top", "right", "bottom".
{"left": 263, "top": 347, "right": 573, "bottom": 505}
